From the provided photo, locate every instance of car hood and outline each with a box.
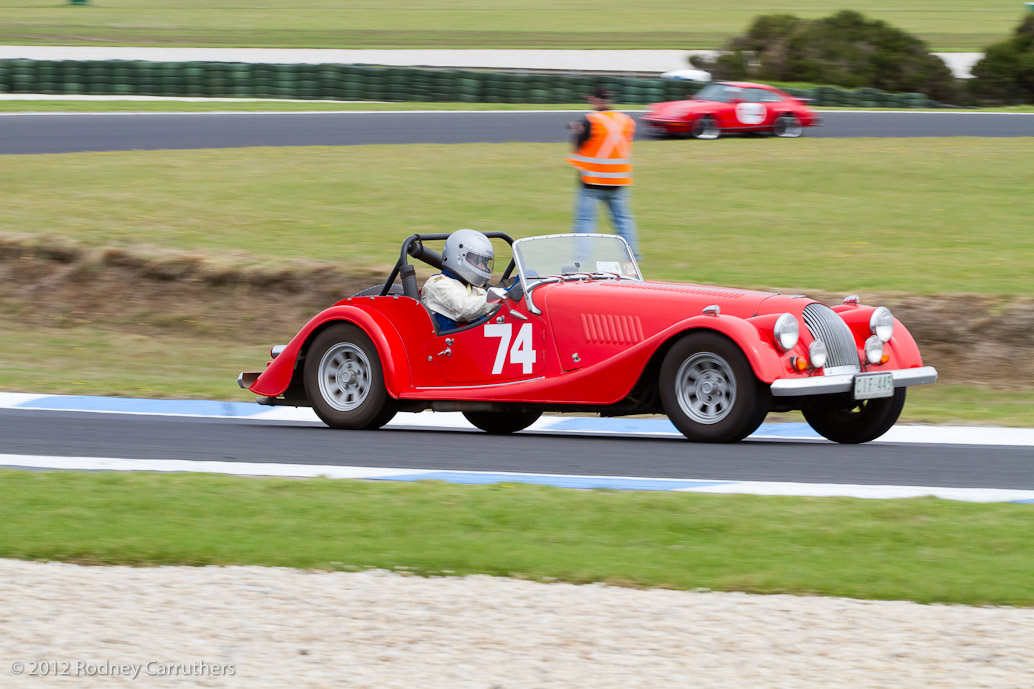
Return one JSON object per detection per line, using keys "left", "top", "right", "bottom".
{"left": 537, "top": 279, "right": 815, "bottom": 371}
{"left": 647, "top": 99, "right": 719, "bottom": 118}
{"left": 542, "top": 279, "right": 775, "bottom": 318}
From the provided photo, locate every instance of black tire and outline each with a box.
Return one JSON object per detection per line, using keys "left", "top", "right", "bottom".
{"left": 462, "top": 410, "right": 541, "bottom": 435}
{"left": 773, "top": 113, "right": 803, "bottom": 138}
{"left": 802, "top": 389, "right": 905, "bottom": 444}
{"left": 691, "top": 115, "right": 721, "bottom": 140}
{"left": 659, "top": 332, "right": 770, "bottom": 443}
{"left": 304, "top": 323, "right": 397, "bottom": 430}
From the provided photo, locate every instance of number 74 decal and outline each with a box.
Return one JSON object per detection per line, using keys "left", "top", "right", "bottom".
{"left": 484, "top": 323, "right": 537, "bottom": 374}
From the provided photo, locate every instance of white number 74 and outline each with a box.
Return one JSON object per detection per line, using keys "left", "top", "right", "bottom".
{"left": 484, "top": 323, "right": 537, "bottom": 374}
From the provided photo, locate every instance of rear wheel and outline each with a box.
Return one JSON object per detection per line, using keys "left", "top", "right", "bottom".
{"left": 660, "top": 333, "right": 770, "bottom": 442}
{"left": 773, "top": 113, "right": 803, "bottom": 138}
{"left": 304, "top": 323, "right": 397, "bottom": 429}
{"left": 691, "top": 115, "right": 721, "bottom": 140}
{"left": 463, "top": 410, "right": 541, "bottom": 435}
{"left": 802, "top": 389, "right": 905, "bottom": 444}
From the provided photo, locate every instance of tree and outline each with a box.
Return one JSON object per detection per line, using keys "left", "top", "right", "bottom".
{"left": 692, "top": 10, "right": 959, "bottom": 103}
{"left": 969, "top": 15, "right": 1034, "bottom": 105}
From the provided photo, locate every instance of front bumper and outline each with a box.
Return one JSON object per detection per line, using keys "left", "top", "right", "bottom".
{"left": 770, "top": 366, "right": 938, "bottom": 397}
{"left": 642, "top": 117, "right": 691, "bottom": 131}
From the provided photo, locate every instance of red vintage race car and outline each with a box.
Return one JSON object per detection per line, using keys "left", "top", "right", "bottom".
{"left": 239, "top": 233, "right": 936, "bottom": 444}
{"left": 642, "top": 81, "right": 821, "bottom": 139}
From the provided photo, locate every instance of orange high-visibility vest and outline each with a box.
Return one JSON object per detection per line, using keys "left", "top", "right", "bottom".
{"left": 566, "top": 110, "right": 635, "bottom": 186}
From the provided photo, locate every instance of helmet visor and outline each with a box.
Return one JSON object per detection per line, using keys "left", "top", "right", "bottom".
{"left": 465, "top": 250, "right": 494, "bottom": 277}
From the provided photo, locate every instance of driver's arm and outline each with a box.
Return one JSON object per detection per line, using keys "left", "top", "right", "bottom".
{"left": 427, "top": 277, "right": 493, "bottom": 324}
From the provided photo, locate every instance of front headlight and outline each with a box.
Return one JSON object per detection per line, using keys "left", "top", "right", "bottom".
{"left": 774, "top": 313, "right": 799, "bottom": 351}
{"left": 864, "top": 336, "right": 884, "bottom": 364}
{"left": 808, "top": 340, "right": 828, "bottom": 369}
{"left": 870, "top": 307, "right": 894, "bottom": 342}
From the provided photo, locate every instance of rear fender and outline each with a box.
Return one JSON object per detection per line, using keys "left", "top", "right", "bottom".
{"left": 249, "top": 305, "right": 410, "bottom": 398}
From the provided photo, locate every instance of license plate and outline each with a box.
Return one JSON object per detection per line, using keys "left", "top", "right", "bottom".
{"left": 854, "top": 373, "right": 894, "bottom": 400}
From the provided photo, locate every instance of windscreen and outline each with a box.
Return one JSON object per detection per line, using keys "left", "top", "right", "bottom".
{"left": 693, "top": 83, "right": 740, "bottom": 103}
{"left": 513, "top": 234, "right": 642, "bottom": 282}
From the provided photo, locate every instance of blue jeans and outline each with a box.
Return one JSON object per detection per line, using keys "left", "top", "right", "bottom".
{"left": 572, "top": 185, "right": 641, "bottom": 260}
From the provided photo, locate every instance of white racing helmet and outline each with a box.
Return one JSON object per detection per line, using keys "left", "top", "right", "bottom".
{"left": 442, "top": 229, "right": 494, "bottom": 287}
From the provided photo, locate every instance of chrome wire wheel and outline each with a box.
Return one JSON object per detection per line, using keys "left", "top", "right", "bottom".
{"left": 674, "top": 352, "right": 737, "bottom": 425}
{"left": 317, "top": 342, "right": 371, "bottom": 412}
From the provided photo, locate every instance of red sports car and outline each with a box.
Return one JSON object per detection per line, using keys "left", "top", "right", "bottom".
{"left": 239, "top": 233, "right": 936, "bottom": 444}
{"left": 643, "top": 81, "right": 821, "bottom": 139}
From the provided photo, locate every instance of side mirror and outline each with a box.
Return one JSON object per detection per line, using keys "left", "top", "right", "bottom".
{"left": 487, "top": 286, "right": 506, "bottom": 301}
{"left": 729, "top": 97, "right": 743, "bottom": 105}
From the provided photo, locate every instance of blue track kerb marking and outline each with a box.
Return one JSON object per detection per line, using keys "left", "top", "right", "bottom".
{"left": 18, "top": 395, "right": 266, "bottom": 417}
{"left": 378, "top": 471, "right": 731, "bottom": 491}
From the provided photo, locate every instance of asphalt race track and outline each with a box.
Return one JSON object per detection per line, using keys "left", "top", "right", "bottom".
{"left": 1, "top": 408, "right": 1032, "bottom": 491}
{"left": 1, "top": 110, "right": 1032, "bottom": 155}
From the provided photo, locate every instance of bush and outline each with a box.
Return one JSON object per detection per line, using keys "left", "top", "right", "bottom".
{"left": 692, "top": 10, "right": 959, "bottom": 103}
{"left": 968, "top": 16, "right": 1034, "bottom": 105}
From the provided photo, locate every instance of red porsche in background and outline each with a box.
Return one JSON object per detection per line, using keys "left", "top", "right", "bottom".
{"left": 642, "top": 81, "right": 821, "bottom": 139}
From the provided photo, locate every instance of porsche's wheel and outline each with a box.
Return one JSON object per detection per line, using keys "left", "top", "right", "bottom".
{"left": 802, "top": 389, "right": 905, "bottom": 444}
{"left": 691, "top": 115, "right": 721, "bottom": 140}
{"left": 304, "top": 323, "right": 397, "bottom": 430}
{"left": 462, "top": 410, "right": 542, "bottom": 435}
{"left": 773, "top": 113, "right": 803, "bottom": 138}
{"left": 660, "top": 333, "right": 770, "bottom": 443}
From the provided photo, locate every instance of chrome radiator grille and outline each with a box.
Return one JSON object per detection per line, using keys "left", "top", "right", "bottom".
{"left": 802, "top": 303, "right": 859, "bottom": 370}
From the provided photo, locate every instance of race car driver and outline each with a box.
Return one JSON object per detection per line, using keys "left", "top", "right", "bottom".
{"left": 422, "top": 229, "right": 496, "bottom": 331}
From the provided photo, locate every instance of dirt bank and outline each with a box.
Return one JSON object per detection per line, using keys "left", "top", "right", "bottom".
{"left": 3, "top": 236, "right": 1032, "bottom": 389}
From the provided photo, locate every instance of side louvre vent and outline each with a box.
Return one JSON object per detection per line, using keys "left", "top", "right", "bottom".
{"left": 802, "top": 303, "right": 859, "bottom": 370}
{"left": 580, "top": 314, "right": 644, "bottom": 345}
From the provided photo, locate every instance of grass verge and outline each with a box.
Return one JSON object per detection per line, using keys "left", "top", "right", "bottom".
{"left": 3, "top": 140, "right": 1032, "bottom": 295}
{"left": 0, "top": 0, "right": 1020, "bottom": 51}
{"left": 1, "top": 471, "right": 1031, "bottom": 606}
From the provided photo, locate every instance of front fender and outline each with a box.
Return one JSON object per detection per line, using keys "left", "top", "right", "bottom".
{"left": 658, "top": 314, "right": 787, "bottom": 383}
{"left": 250, "top": 304, "right": 410, "bottom": 398}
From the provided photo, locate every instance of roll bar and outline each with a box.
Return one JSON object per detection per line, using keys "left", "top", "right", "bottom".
{"left": 380, "top": 232, "right": 516, "bottom": 298}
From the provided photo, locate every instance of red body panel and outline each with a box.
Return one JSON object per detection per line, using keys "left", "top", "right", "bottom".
{"left": 642, "top": 81, "right": 820, "bottom": 135}
{"left": 249, "top": 276, "right": 926, "bottom": 408}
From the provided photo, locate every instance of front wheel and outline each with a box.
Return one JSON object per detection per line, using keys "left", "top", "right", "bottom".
{"left": 463, "top": 410, "right": 541, "bottom": 435}
{"left": 802, "top": 389, "right": 905, "bottom": 444}
{"left": 304, "top": 323, "right": 397, "bottom": 430}
{"left": 773, "top": 113, "right": 803, "bottom": 138}
{"left": 691, "top": 115, "right": 721, "bottom": 140}
{"left": 660, "top": 333, "right": 770, "bottom": 443}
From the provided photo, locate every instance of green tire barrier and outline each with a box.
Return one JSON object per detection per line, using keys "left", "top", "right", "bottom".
{"left": 0, "top": 59, "right": 936, "bottom": 108}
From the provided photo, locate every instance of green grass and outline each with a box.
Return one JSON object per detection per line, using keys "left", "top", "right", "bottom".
{"left": 2, "top": 140, "right": 1031, "bottom": 417}
{"left": 3, "top": 140, "right": 1032, "bottom": 296}
{"left": 0, "top": 0, "right": 1025, "bottom": 51}
{"left": 2, "top": 471, "right": 1031, "bottom": 605}
{"left": 1, "top": 100, "right": 1033, "bottom": 114}
{"left": 0, "top": 325, "right": 258, "bottom": 400}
